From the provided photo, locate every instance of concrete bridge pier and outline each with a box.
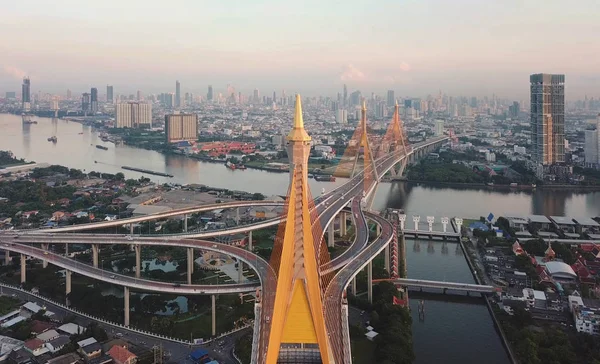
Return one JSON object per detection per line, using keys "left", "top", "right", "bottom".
{"left": 4, "top": 250, "right": 9, "bottom": 265}
{"left": 351, "top": 277, "right": 357, "bottom": 295}
{"left": 92, "top": 244, "right": 99, "bottom": 268}
{"left": 41, "top": 244, "right": 49, "bottom": 268}
{"left": 441, "top": 217, "right": 449, "bottom": 233}
{"left": 65, "top": 270, "right": 72, "bottom": 306}
{"left": 65, "top": 243, "right": 69, "bottom": 257}
{"left": 339, "top": 213, "right": 347, "bottom": 236}
{"left": 20, "top": 254, "right": 26, "bottom": 284}
{"left": 183, "top": 214, "right": 188, "bottom": 233}
{"left": 124, "top": 287, "right": 130, "bottom": 327}
{"left": 238, "top": 262, "right": 243, "bottom": 282}
{"left": 236, "top": 208, "right": 240, "bottom": 225}
{"left": 187, "top": 248, "right": 194, "bottom": 285}
{"left": 328, "top": 223, "right": 335, "bottom": 248}
{"left": 412, "top": 215, "right": 420, "bottom": 231}
{"left": 367, "top": 261, "right": 373, "bottom": 304}
{"left": 376, "top": 223, "right": 381, "bottom": 236}
{"left": 247, "top": 231, "right": 253, "bottom": 251}
{"left": 135, "top": 245, "right": 141, "bottom": 278}
{"left": 130, "top": 224, "right": 134, "bottom": 235}
{"left": 211, "top": 294, "right": 216, "bottom": 336}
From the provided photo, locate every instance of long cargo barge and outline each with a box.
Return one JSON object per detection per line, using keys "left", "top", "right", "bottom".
{"left": 121, "top": 166, "right": 173, "bottom": 178}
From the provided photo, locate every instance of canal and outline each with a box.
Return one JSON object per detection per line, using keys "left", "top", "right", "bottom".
{"left": 3, "top": 113, "right": 600, "bottom": 362}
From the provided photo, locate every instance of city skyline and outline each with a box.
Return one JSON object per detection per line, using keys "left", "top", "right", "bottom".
{"left": 1, "top": 1, "right": 599, "bottom": 98}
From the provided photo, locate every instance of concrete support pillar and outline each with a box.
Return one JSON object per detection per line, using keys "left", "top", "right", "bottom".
{"left": 41, "top": 244, "right": 48, "bottom": 268}
{"left": 20, "top": 254, "right": 26, "bottom": 284}
{"left": 130, "top": 224, "right": 134, "bottom": 235}
{"left": 65, "top": 270, "right": 72, "bottom": 306}
{"left": 187, "top": 247, "right": 194, "bottom": 285}
{"left": 135, "top": 245, "right": 141, "bottom": 278}
{"left": 455, "top": 218, "right": 463, "bottom": 237}
{"left": 211, "top": 295, "right": 216, "bottom": 336}
{"left": 441, "top": 217, "right": 449, "bottom": 233}
{"left": 4, "top": 250, "right": 9, "bottom": 265}
{"left": 236, "top": 208, "right": 240, "bottom": 225}
{"left": 65, "top": 243, "right": 69, "bottom": 257}
{"left": 328, "top": 223, "right": 335, "bottom": 248}
{"left": 124, "top": 287, "right": 130, "bottom": 327}
{"left": 367, "top": 261, "right": 373, "bottom": 304}
{"left": 352, "top": 277, "right": 357, "bottom": 295}
{"left": 238, "top": 262, "right": 243, "bottom": 282}
{"left": 340, "top": 213, "right": 347, "bottom": 237}
{"left": 412, "top": 215, "right": 420, "bottom": 231}
{"left": 398, "top": 214, "right": 406, "bottom": 231}
{"left": 384, "top": 245, "right": 390, "bottom": 273}
{"left": 376, "top": 224, "right": 381, "bottom": 236}
{"left": 427, "top": 216, "right": 435, "bottom": 232}
{"left": 92, "top": 244, "right": 99, "bottom": 268}
{"left": 248, "top": 231, "right": 253, "bottom": 251}
{"left": 183, "top": 214, "right": 188, "bottom": 233}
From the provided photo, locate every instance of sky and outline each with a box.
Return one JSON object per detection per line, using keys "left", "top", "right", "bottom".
{"left": 1, "top": 0, "right": 599, "bottom": 99}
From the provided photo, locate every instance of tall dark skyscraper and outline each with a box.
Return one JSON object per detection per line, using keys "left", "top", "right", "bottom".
{"left": 386, "top": 90, "right": 395, "bottom": 107}
{"left": 90, "top": 88, "right": 98, "bottom": 113}
{"left": 175, "top": 80, "right": 181, "bottom": 107}
{"left": 343, "top": 84, "right": 348, "bottom": 107}
{"left": 530, "top": 73, "right": 565, "bottom": 165}
{"left": 207, "top": 85, "right": 213, "bottom": 101}
{"left": 107, "top": 85, "right": 113, "bottom": 104}
{"left": 22, "top": 77, "right": 31, "bottom": 110}
{"left": 82, "top": 93, "right": 91, "bottom": 114}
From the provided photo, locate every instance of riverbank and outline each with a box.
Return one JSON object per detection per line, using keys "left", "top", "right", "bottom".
{"left": 402, "top": 179, "right": 600, "bottom": 191}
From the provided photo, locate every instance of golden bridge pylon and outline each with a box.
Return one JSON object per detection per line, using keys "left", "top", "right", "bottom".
{"left": 376, "top": 101, "right": 411, "bottom": 177}
{"left": 262, "top": 95, "right": 335, "bottom": 364}
{"left": 333, "top": 101, "right": 378, "bottom": 196}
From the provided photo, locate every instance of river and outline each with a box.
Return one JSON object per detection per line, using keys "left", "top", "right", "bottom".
{"left": 4, "top": 112, "right": 598, "bottom": 362}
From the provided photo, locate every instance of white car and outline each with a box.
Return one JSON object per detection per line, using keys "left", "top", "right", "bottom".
{"left": 126, "top": 235, "right": 133, "bottom": 241}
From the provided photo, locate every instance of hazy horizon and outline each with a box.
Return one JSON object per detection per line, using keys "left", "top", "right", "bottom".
{"left": 2, "top": 0, "right": 599, "bottom": 99}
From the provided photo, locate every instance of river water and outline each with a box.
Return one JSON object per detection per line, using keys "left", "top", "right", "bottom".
{"left": 3, "top": 113, "right": 598, "bottom": 362}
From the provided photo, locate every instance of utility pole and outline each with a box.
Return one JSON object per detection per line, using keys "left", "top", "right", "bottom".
{"left": 153, "top": 343, "right": 163, "bottom": 364}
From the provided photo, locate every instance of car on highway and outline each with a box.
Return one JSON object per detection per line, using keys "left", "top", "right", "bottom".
{"left": 126, "top": 235, "right": 133, "bottom": 241}
{"left": 109, "top": 275, "right": 116, "bottom": 279}
{"left": 43, "top": 251, "right": 49, "bottom": 255}
{"left": 212, "top": 244, "right": 217, "bottom": 248}
{"left": 173, "top": 283, "right": 181, "bottom": 287}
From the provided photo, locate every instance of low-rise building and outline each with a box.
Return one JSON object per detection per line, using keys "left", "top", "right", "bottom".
{"left": 107, "top": 345, "right": 137, "bottom": 364}
{"left": 24, "top": 338, "right": 48, "bottom": 357}
{"left": 569, "top": 295, "right": 600, "bottom": 335}
{"left": 45, "top": 335, "right": 70, "bottom": 353}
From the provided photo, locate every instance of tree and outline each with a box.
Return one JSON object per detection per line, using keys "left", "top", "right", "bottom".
{"left": 114, "top": 172, "right": 125, "bottom": 181}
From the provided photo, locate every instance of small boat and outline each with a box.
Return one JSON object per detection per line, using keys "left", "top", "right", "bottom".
{"left": 47, "top": 136, "right": 57, "bottom": 143}
{"left": 237, "top": 165, "right": 247, "bottom": 170}
{"left": 96, "top": 145, "right": 108, "bottom": 150}
{"left": 78, "top": 132, "right": 84, "bottom": 135}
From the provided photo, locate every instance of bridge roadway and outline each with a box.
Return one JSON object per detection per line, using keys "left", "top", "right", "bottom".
{"left": 0, "top": 236, "right": 271, "bottom": 295}
{"left": 390, "top": 278, "right": 496, "bottom": 293}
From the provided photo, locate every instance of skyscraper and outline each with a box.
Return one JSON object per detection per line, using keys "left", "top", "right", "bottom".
{"left": 387, "top": 90, "right": 395, "bottom": 107}
{"left": 584, "top": 114, "right": 600, "bottom": 167}
{"left": 22, "top": 77, "right": 31, "bottom": 110}
{"left": 435, "top": 120, "right": 444, "bottom": 136}
{"left": 343, "top": 84, "right": 348, "bottom": 107}
{"left": 90, "top": 88, "right": 98, "bottom": 113}
{"left": 253, "top": 89, "right": 260, "bottom": 103}
{"left": 106, "top": 85, "right": 113, "bottom": 104}
{"left": 207, "top": 85, "right": 213, "bottom": 101}
{"left": 530, "top": 73, "right": 565, "bottom": 165}
{"left": 165, "top": 114, "right": 198, "bottom": 143}
{"left": 81, "top": 93, "right": 90, "bottom": 114}
{"left": 175, "top": 80, "right": 181, "bottom": 107}
{"left": 115, "top": 102, "right": 152, "bottom": 128}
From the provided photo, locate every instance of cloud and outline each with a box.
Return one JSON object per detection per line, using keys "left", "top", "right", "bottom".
{"left": 2, "top": 65, "right": 28, "bottom": 80}
{"left": 398, "top": 62, "right": 411, "bottom": 72}
{"left": 340, "top": 64, "right": 366, "bottom": 82}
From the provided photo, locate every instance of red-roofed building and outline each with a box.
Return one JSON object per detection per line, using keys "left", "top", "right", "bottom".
{"left": 108, "top": 345, "right": 137, "bottom": 364}
{"left": 24, "top": 338, "right": 46, "bottom": 356}
{"left": 30, "top": 320, "right": 55, "bottom": 335}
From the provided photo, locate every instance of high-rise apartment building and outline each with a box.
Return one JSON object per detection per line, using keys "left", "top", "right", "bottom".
{"left": 22, "top": 77, "right": 31, "bottom": 110}
{"left": 207, "top": 85, "right": 213, "bottom": 101}
{"left": 530, "top": 73, "right": 565, "bottom": 165}
{"left": 343, "top": 84, "right": 348, "bottom": 107}
{"left": 387, "top": 90, "right": 395, "bottom": 107}
{"left": 175, "top": 80, "right": 181, "bottom": 107}
{"left": 165, "top": 114, "right": 198, "bottom": 143}
{"left": 435, "top": 120, "right": 444, "bottom": 136}
{"left": 115, "top": 102, "right": 152, "bottom": 128}
{"left": 81, "top": 93, "right": 90, "bottom": 114}
{"left": 584, "top": 114, "right": 600, "bottom": 167}
{"left": 90, "top": 88, "right": 98, "bottom": 113}
{"left": 107, "top": 85, "right": 113, "bottom": 104}
{"left": 509, "top": 101, "right": 520, "bottom": 118}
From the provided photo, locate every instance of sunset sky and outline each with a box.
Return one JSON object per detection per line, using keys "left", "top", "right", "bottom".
{"left": 1, "top": 0, "right": 599, "bottom": 98}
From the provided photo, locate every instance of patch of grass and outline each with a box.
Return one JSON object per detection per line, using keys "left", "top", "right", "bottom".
{"left": 351, "top": 337, "right": 376, "bottom": 363}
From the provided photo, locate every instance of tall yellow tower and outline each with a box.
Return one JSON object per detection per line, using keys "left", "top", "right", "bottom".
{"left": 265, "top": 95, "right": 334, "bottom": 363}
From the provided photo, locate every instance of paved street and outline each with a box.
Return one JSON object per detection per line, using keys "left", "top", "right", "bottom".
{"left": 0, "top": 286, "right": 243, "bottom": 363}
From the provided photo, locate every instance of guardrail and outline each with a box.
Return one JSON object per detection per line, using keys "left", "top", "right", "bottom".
{"left": 0, "top": 283, "right": 251, "bottom": 346}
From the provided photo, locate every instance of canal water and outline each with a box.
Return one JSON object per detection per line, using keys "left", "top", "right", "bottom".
{"left": 3, "top": 113, "right": 599, "bottom": 362}
{"left": 406, "top": 239, "right": 509, "bottom": 364}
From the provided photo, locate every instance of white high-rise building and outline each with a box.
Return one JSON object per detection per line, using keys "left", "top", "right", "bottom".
{"left": 115, "top": 102, "right": 152, "bottom": 128}
{"left": 336, "top": 109, "right": 348, "bottom": 124}
{"left": 434, "top": 120, "right": 444, "bottom": 136}
{"left": 584, "top": 114, "right": 600, "bottom": 167}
